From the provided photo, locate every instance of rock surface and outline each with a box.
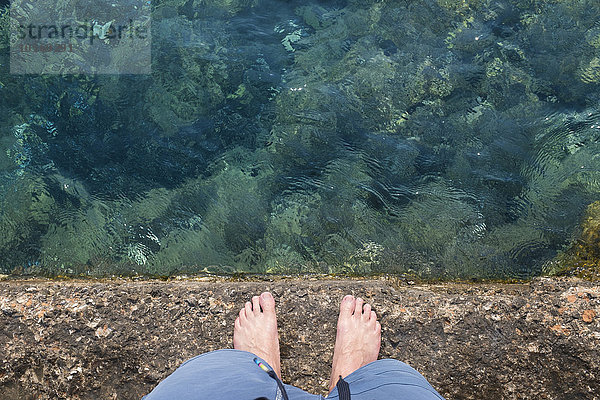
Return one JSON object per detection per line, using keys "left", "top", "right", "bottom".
{"left": 0, "top": 277, "right": 598, "bottom": 399}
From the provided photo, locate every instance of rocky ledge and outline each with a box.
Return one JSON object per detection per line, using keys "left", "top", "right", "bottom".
{"left": 0, "top": 277, "right": 598, "bottom": 399}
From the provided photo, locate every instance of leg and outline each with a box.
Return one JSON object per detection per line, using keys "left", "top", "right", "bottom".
{"left": 328, "top": 359, "right": 445, "bottom": 400}
{"left": 233, "top": 292, "right": 282, "bottom": 378}
{"left": 144, "top": 292, "right": 323, "bottom": 400}
{"left": 329, "top": 295, "right": 381, "bottom": 392}
{"left": 327, "top": 295, "right": 445, "bottom": 400}
{"left": 142, "top": 349, "right": 282, "bottom": 399}
{"left": 234, "top": 292, "right": 322, "bottom": 399}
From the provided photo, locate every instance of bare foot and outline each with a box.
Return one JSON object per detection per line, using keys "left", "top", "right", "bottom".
{"left": 233, "top": 292, "right": 282, "bottom": 379}
{"left": 328, "top": 295, "right": 381, "bottom": 392}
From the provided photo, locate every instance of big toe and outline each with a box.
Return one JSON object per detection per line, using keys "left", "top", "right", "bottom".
{"left": 339, "top": 295, "right": 355, "bottom": 318}
{"left": 259, "top": 292, "right": 276, "bottom": 313}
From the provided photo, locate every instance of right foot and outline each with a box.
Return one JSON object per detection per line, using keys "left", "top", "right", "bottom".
{"left": 328, "top": 295, "right": 381, "bottom": 393}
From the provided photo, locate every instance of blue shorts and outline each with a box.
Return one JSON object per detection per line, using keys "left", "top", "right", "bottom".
{"left": 143, "top": 349, "right": 445, "bottom": 400}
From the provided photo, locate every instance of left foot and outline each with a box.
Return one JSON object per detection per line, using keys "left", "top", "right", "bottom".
{"left": 233, "top": 292, "right": 282, "bottom": 379}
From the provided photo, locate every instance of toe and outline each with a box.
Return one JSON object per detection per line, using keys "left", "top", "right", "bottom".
{"left": 362, "top": 303, "right": 371, "bottom": 320}
{"left": 354, "top": 297, "right": 364, "bottom": 316}
{"left": 375, "top": 321, "right": 381, "bottom": 333}
{"left": 259, "top": 292, "right": 276, "bottom": 313}
{"left": 245, "top": 301, "right": 253, "bottom": 317}
{"left": 370, "top": 310, "right": 377, "bottom": 322}
{"left": 252, "top": 295, "right": 261, "bottom": 314}
{"left": 239, "top": 308, "right": 246, "bottom": 322}
{"left": 339, "top": 295, "right": 355, "bottom": 317}
{"left": 234, "top": 316, "right": 241, "bottom": 329}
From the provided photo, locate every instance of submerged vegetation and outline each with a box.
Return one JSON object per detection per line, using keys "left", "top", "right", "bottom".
{"left": 0, "top": 0, "right": 599, "bottom": 278}
{"left": 547, "top": 201, "right": 600, "bottom": 280}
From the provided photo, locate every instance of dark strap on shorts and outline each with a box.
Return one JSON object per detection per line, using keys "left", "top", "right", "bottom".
{"left": 336, "top": 375, "right": 351, "bottom": 400}
{"left": 253, "top": 358, "right": 289, "bottom": 400}
{"left": 267, "top": 369, "right": 290, "bottom": 400}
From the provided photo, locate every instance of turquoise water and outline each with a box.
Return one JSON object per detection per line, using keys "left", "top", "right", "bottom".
{"left": 1, "top": 0, "right": 599, "bottom": 278}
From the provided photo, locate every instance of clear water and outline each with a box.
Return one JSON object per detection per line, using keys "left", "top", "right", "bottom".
{"left": 1, "top": 0, "right": 599, "bottom": 278}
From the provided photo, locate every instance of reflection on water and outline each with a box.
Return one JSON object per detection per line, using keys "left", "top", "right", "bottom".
{"left": 0, "top": 0, "right": 599, "bottom": 278}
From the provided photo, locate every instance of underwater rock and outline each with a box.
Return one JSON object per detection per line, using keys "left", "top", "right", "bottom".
{"left": 0, "top": 5, "right": 8, "bottom": 50}
{"left": 549, "top": 201, "right": 600, "bottom": 280}
{"left": 160, "top": 0, "right": 257, "bottom": 18}
{"left": 579, "top": 57, "right": 600, "bottom": 84}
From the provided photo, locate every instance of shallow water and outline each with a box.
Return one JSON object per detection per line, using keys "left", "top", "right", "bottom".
{"left": 1, "top": 0, "right": 599, "bottom": 278}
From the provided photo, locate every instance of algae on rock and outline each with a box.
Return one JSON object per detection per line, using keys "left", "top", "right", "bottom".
{"left": 547, "top": 201, "right": 600, "bottom": 280}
